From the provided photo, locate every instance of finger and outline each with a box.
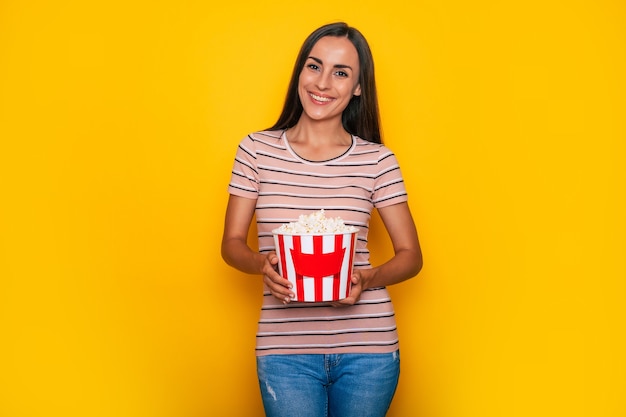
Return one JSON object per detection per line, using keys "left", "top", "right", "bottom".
{"left": 263, "top": 274, "right": 294, "bottom": 303}
{"left": 267, "top": 252, "right": 279, "bottom": 266}
{"left": 331, "top": 297, "right": 356, "bottom": 307}
{"left": 350, "top": 269, "right": 364, "bottom": 284}
{"left": 263, "top": 274, "right": 292, "bottom": 293}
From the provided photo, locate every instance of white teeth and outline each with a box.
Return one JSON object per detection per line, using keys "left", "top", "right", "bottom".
{"left": 310, "top": 93, "right": 332, "bottom": 102}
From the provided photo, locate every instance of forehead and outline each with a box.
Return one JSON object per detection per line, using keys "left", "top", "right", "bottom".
{"left": 309, "top": 36, "right": 359, "bottom": 66}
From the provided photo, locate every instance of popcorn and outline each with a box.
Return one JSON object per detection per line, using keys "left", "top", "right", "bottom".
{"left": 274, "top": 209, "right": 357, "bottom": 234}
{"left": 272, "top": 210, "right": 359, "bottom": 301}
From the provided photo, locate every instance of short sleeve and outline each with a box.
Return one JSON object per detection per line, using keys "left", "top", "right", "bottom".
{"left": 372, "top": 148, "right": 408, "bottom": 208}
{"left": 227, "top": 135, "right": 260, "bottom": 200}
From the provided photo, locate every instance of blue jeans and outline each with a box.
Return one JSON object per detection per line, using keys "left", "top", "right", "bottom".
{"left": 256, "top": 351, "right": 400, "bottom": 417}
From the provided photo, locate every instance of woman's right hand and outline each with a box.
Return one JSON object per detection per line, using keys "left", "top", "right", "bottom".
{"left": 262, "top": 252, "right": 295, "bottom": 304}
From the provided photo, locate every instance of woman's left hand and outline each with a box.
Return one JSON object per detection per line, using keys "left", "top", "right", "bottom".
{"left": 331, "top": 268, "right": 375, "bottom": 307}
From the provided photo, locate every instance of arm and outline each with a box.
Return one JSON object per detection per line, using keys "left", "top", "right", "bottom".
{"left": 221, "top": 194, "right": 295, "bottom": 303}
{"left": 335, "top": 201, "right": 422, "bottom": 306}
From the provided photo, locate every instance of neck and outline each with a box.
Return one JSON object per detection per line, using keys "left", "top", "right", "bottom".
{"left": 289, "top": 118, "right": 350, "bottom": 146}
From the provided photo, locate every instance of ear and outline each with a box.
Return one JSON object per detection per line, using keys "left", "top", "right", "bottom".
{"left": 353, "top": 84, "right": 361, "bottom": 97}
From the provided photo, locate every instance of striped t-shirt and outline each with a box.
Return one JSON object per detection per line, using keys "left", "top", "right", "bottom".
{"left": 228, "top": 130, "right": 409, "bottom": 356}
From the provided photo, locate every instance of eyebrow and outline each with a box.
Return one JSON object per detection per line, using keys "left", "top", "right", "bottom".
{"left": 308, "top": 56, "right": 353, "bottom": 70}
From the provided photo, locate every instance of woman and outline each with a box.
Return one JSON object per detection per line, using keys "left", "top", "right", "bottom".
{"left": 221, "top": 22, "right": 423, "bottom": 417}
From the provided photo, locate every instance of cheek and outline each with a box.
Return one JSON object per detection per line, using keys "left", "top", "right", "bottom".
{"left": 341, "top": 82, "right": 357, "bottom": 97}
{"left": 297, "top": 75, "right": 307, "bottom": 98}
{"left": 298, "top": 70, "right": 312, "bottom": 86}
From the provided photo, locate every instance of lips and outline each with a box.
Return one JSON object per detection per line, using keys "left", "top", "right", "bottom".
{"left": 308, "top": 92, "right": 334, "bottom": 103}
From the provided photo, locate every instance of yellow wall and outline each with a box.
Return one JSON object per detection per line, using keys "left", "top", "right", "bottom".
{"left": 1, "top": 1, "right": 625, "bottom": 416}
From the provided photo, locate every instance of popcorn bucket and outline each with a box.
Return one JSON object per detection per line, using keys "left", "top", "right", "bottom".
{"left": 272, "top": 231, "right": 358, "bottom": 302}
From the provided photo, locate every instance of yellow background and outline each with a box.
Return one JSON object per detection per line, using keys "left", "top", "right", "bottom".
{"left": 1, "top": 1, "right": 625, "bottom": 416}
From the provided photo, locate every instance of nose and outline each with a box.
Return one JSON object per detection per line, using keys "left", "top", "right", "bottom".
{"left": 315, "top": 70, "right": 331, "bottom": 90}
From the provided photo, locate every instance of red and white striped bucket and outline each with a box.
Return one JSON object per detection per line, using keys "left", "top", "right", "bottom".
{"left": 272, "top": 231, "right": 358, "bottom": 302}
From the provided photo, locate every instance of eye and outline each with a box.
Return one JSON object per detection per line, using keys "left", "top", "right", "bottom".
{"left": 335, "top": 70, "right": 349, "bottom": 77}
{"left": 306, "top": 63, "right": 320, "bottom": 71}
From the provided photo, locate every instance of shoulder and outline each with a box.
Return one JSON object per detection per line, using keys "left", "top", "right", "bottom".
{"left": 238, "top": 129, "right": 283, "bottom": 149}
{"left": 236, "top": 130, "right": 285, "bottom": 154}
{"left": 353, "top": 136, "right": 398, "bottom": 162}
{"left": 247, "top": 129, "right": 284, "bottom": 144}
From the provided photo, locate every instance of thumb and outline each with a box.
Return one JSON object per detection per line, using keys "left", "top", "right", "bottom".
{"left": 269, "top": 252, "right": 279, "bottom": 265}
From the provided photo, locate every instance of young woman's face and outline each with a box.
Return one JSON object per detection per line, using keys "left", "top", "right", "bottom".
{"left": 298, "top": 36, "right": 362, "bottom": 124}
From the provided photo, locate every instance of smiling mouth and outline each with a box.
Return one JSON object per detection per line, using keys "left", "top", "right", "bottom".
{"left": 309, "top": 92, "right": 334, "bottom": 102}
